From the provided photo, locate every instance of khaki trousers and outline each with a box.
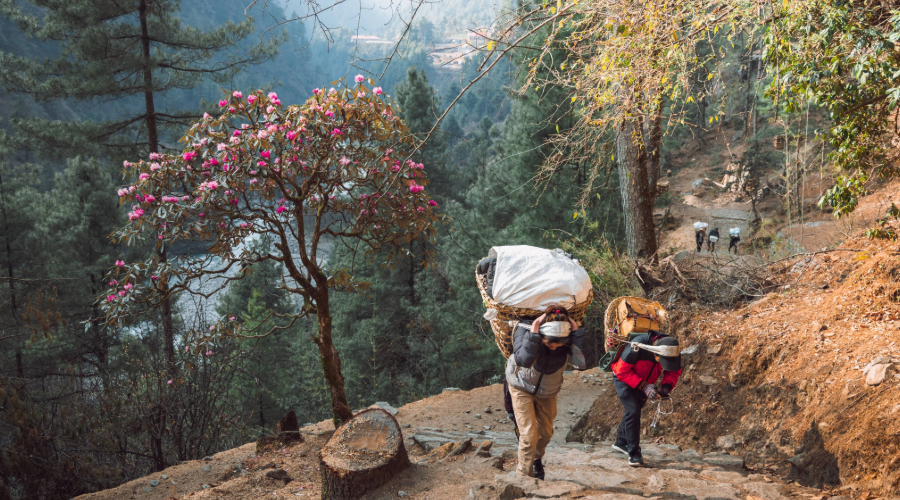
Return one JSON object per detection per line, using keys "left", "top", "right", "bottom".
{"left": 508, "top": 383, "right": 558, "bottom": 477}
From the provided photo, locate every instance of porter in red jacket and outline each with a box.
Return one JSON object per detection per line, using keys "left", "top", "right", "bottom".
{"left": 611, "top": 333, "right": 681, "bottom": 467}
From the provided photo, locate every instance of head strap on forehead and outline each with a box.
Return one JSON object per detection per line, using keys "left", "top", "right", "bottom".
{"left": 539, "top": 321, "right": 571, "bottom": 338}
{"left": 631, "top": 342, "right": 680, "bottom": 357}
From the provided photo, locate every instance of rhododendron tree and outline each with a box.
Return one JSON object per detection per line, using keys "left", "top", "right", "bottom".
{"left": 102, "top": 81, "right": 440, "bottom": 425}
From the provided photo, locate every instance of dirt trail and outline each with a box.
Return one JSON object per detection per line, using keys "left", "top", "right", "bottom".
{"left": 76, "top": 369, "right": 823, "bottom": 500}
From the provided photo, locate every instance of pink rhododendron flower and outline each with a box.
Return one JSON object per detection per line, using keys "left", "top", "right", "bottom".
{"left": 233, "top": 130, "right": 242, "bottom": 136}
{"left": 183, "top": 151, "right": 197, "bottom": 161}
{"left": 206, "top": 350, "right": 213, "bottom": 356}
{"left": 268, "top": 92, "right": 278, "bottom": 100}
{"left": 257, "top": 161, "right": 267, "bottom": 166}
{"left": 139, "top": 173, "right": 149, "bottom": 180}
{"left": 167, "top": 380, "right": 173, "bottom": 385}
{"left": 149, "top": 152, "right": 161, "bottom": 160}
{"left": 428, "top": 200, "right": 438, "bottom": 207}
{"left": 240, "top": 223, "right": 248, "bottom": 228}
{"left": 258, "top": 130, "right": 268, "bottom": 139}
{"left": 331, "top": 128, "right": 342, "bottom": 136}
{"left": 150, "top": 163, "right": 161, "bottom": 171}
{"left": 228, "top": 107, "right": 236, "bottom": 113}
{"left": 340, "top": 156, "right": 351, "bottom": 166}
{"left": 286, "top": 130, "right": 297, "bottom": 140}
{"left": 151, "top": 275, "right": 159, "bottom": 280}
{"left": 247, "top": 95, "right": 257, "bottom": 104}
{"left": 357, "top": 91, "right": 366, "bottom": 98}
{"left": 232, "top": 91, "right": 243, "bottom": 99}
{"left": 181, "top": 195, "right": 190, "bottom": 201}
{"left": 417, "top": 206, "right": 425, "bottom": 212}
{"left": 276, "top": 205, "right": 286, "bottom": 214}
{"left": 128, "top": 207, "right": 144, "bottom": 221}
{"left": 117, "top": 188, "right": 127, "bottom": 197}
{"left": 123, "top": 160, "right": 131, "bottom": 167}
{"left": 144, "top": 195, "right": 156, "bottom": 203}
{"left": 313, "top": 88, "right": 322, "bottom": 95}
{"left": 373, "top": 87, "right": 383, "bottom": 95}
{"left": 217, "top": 143, "right": 227, "bottom": 151}
{"left": 109, "top": 280, "right": 117, "bottom": 286}
{"left": 107, "top": 295, "right": 116, "bottom": 302}
{"left": 229, "top": 316, "right": 235, "bottom": 321}
{"left": 325, "top": 110, "right": 334, "bottom": 119}
{"left": 355, "top": 74, "right": 364, "bottom": 83}
{"left": 116, "top": 260, "right": 125, "bottom": 267}
{"left": 203, "top": 112, "right": 211, "bottom": 119}
{"left": 266, "top": 105, "right": 275, "bottom": 114}
{"left": 229, "top": 137, "right": 240, "bottom": 145}
{"left": 128, "top": 186, "right": 136, "bottom": 193}
{"left": 260, "top": 151, "right": 271, "bottom": 159}
{"left": 249, "top": 178, "right": 258, "bottom": 184}
{"left": 219, "top": 99, "right": 227, "bottom": 107}
{"left": 118, "top": 290, "right": 126, "bottom": 296}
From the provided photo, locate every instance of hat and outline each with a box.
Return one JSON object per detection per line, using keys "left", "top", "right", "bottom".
{"left": 653, "top": 336, "right": 681, "bottom": 371}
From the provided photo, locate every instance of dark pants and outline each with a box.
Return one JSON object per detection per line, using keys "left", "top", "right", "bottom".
{"left": 729, "top": 238, "right": 739, "bottom": 253}
{"left": 503, "top": 380, "right": 514, "bottom": 414}
{"left": 613, "top": 376, "right": 648, "bottom": 458}
{"left": 696, "top": 239, "right": 703, "bottom": 252}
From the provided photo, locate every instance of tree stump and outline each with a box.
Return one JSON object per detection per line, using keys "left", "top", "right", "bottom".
{"left": 256, "top": 410, "right": 303, "bottom": 454}
{"left": 320, "top": 408, "right": 410, "bottom": 500}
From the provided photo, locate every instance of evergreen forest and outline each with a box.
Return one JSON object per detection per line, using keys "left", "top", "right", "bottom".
{"left": 2, "top": 0, "right": 900, "bottom": 497}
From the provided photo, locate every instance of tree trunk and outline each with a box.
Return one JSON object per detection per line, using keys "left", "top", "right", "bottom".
{"left": 313, "top": 292, "right": 354, "bottom": 426}
{"left": 616, "top": 117, "right": 658, "bottom": 261}
{"left": 646, "top": 110, "right": 662, "bottom": 202}
{"left": 320, "top": 409, "right": 410, "bottom": 500}
{"left": 140, "top": 0, "right": 182, "bottom": 466}
{"left": 744, "top": 42, "right": 755, "bottom": 136}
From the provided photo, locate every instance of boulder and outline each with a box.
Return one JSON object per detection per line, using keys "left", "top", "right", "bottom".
{"left": 866, "top": 363, "right": 893, "bottom": 386}
{"left": 371, "top": 402, "right": 400, "bottom": 415}
{"left": 716, "top": 434, "right": 736, "bottom": 450}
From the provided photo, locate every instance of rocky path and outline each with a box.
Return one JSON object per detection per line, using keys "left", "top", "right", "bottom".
{"left": 394, "top": 427, "right": 817, "bottom": 500}
{"left": 75, "top": 369, "right": 837, "bottom": 500}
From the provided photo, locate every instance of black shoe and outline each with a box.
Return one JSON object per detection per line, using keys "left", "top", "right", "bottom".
{"left": 628, "top": 455, "right": 644, "bottom": 467}
{"left": 611, "top": 443, "right": 628, "bottom": 455}
{"left": 533, "top": 458, "right": 545, "bottom": 480}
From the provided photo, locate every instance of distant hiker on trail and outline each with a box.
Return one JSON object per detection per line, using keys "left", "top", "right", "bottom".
{"left": 729, "top": 228, "right": 741, "bottom": 254}
{"left": 707, "top": 227, "right": 720, "bottom": 253}
{"left": 506, "top": 306, "right": 594, "bottom": 480}
{"left": 611, "top": 333, "right": 681, "bottom": 467}
{"left": 695, "top": 228, "right": 705, "bottom": 252}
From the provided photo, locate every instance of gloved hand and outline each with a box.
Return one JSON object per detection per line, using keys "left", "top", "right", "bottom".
{"left": 659, "top": 384, "right": 672, "bottom": 398}
{"left": 642, "top": 384, "right": 657, "bottom": 399}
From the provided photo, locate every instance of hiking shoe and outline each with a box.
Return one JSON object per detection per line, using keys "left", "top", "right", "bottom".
{"left": 628, "top": 455, "right": 645, "bottom": 467}
{"left": 533, "top": 458, "right": 545, "bottom": 480}
{"left": 611, "top": 443, "right": 628, "bottom": 455}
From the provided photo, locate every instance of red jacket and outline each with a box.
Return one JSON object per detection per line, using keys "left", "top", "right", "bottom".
{"left": 611, "top": 334, "right": 682, "bottom": 391}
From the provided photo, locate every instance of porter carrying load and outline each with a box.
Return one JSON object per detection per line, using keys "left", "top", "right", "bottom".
{"left": 476, "top": 246, "right": 593, "bottom": 358}
{"left": 599, "top": 296, "right": 671, "bottom": 371}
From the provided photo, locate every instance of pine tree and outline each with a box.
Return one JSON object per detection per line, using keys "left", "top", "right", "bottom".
{"left": 0, "top": 1, "right": 281, "bottom": 461}
{"left": 0, "top": 0, "right": 281, "bottom": 161}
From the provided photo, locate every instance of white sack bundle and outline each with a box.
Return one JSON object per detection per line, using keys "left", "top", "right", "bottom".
{"left": 487, "top": 245, "right": 592, "bottom": 310}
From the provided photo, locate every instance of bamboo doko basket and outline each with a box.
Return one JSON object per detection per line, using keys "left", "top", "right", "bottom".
{"left": 603, "top": 296, "right": 670, "bottom": 353}
{"left": 476, "top": 271, "right": 593, "bottom": 359}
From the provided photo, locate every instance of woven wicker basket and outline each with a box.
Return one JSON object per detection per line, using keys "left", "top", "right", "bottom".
{"left": 603, "top": 296, "right": 669, "bottom": 353}
{"left": 476, "top": 271, "right": 593, "bottom": 359}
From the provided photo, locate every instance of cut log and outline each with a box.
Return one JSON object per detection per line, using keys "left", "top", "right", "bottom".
{"left": 320, "top": 408, "right": 410, "bottom": 500}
